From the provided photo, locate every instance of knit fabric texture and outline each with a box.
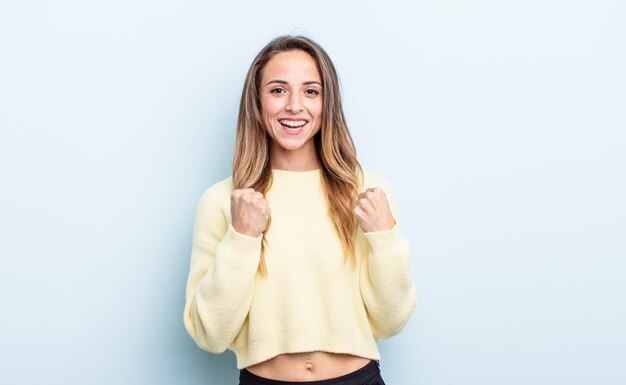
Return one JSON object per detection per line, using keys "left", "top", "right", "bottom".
{"left": 183, "top": 168, "right": 417, "bottom": 369}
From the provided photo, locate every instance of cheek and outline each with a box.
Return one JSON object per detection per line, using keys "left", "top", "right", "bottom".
{"left": 305, "top": 98, "right": 323, "bottom": 117}
{"left": 312, "top": 100, "right": 323, "bottom": 120}
{"left": 261, "top": 97, "right": 282, "bottom": 117}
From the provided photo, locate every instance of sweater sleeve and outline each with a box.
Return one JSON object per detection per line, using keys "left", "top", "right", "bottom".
{"left": 183, "top": 183, "right": 263, "bottom": 353}
{"left": 359, "top": 177, "right": 418, "bottom": 340}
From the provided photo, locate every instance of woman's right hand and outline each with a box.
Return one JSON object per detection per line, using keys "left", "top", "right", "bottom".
{"left": 230, "top": 188, "right": 270, "bottom": 238}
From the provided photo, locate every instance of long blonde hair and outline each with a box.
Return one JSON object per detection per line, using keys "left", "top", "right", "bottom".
{"left": 232, "top": 35, "right": 363, "bottom": 275}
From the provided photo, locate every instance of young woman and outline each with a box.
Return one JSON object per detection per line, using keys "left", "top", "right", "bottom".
{"left": 183, "top": 35, "right": 417, "bottom": 385}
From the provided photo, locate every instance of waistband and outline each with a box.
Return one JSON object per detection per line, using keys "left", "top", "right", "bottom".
{"left": 239, "top": 359, "right": 380, "bottom": 385}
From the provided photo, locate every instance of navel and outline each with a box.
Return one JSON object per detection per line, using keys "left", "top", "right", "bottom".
{"left": 305, "top": 356, "right": 313, "bottom": 371}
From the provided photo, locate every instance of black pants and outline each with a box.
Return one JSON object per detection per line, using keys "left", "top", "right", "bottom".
{"left": 239, "top": 359, "right": 386, "bottom": 385}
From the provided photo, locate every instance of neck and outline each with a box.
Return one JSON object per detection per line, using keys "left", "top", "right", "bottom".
{"left": 270, "top": 144, "right": 321, "bottom": 171}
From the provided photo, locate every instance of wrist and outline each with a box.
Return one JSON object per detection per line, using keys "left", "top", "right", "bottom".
{"left": 232, "top": 223, "right": 262, "bottom": 238}
{"left": 363, "top": 219, "right": 397, "bottom": 233}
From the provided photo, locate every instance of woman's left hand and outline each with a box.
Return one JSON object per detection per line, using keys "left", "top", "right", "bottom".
{"left": 353, "top": 187, "right": 397, "bottom": 233}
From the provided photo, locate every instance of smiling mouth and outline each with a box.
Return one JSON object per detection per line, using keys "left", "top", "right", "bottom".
{"left": 277, "top": 119, "right": 308, "bottom": 135}
{"left": 278, "top": 119, "right": 308, "bottom": 128}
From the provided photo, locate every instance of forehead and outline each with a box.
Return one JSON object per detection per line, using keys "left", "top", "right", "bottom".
{"left": 261, "top": 50, "right": 321, "bottom": 82}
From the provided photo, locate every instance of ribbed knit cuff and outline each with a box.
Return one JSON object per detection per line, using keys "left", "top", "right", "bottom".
{"left": 363, "top": 223, "right": 403, "bottom": 249}
{"left": 228, "top": 223, "right": 263, "bottom": 240}
{"left": 362, "top": 223, "right": 411, "bottom": 269}
{"left": 218, "top": 224, "right": 263, "bottom": 260}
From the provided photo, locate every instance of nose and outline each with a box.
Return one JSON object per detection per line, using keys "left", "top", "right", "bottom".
{"left": 286, "top": 93, "right": 303, "bottom": 113}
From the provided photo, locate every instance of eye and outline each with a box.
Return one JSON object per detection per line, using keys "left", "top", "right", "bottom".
{"left": 270, "top": 88, "right": 285, "bottom": 94}
{"left": 305, "top": 89, "right": 320, "bottom": 95}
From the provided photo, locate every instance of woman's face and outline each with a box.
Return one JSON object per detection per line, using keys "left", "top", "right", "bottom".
{"left": 259, "top": 50, "right": 323, "bottom": 161}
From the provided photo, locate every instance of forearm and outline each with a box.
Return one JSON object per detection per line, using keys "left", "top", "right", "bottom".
{"left": 184, "top": 222, "right": 262, "bottom": 352}
{"left": 360, "top": 224, "right": 417, "bottom": 339}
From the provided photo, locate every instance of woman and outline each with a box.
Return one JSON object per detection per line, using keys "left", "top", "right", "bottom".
{"left": 183, "top": 35, "right": 417, "bottom": 385}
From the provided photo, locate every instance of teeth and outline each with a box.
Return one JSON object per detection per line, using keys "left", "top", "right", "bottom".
{"left": 279, "top": 120, "right": 306, "bottom": 127}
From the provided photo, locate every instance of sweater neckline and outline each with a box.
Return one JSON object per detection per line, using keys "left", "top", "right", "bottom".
{"left": 271, "top": 168, "right": 322, "bottom": 185}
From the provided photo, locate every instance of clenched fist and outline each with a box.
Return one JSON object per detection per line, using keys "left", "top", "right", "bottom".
{"left": 353, "top": 187, "right": 396, "bottom": 233}
{"left": 231, "top": 188, "right": 271, "bottom": 237}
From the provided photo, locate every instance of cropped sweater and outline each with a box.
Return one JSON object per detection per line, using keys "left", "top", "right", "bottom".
{"left": 183, "top": 168, "right": 417, "bottom": 369}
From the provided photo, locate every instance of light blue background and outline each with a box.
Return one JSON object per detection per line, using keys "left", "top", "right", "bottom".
{"left": 1, "top": 0, "right": 624, "bottom": 384}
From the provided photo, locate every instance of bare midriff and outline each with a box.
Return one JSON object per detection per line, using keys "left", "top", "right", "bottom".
{"left": 244, "top": 351, "right": 372, "bottom": 381}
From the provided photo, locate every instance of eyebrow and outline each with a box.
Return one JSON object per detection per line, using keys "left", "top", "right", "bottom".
{"left": 265, "top": 80, "right": 322, "bottom": 87}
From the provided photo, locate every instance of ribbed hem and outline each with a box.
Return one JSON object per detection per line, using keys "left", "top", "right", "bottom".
{"left": 233, "top": 328, "right": 380, "bottom": 369}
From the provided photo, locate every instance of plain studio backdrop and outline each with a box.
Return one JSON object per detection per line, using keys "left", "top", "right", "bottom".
{"left": 0, "top": 0, "right": 624, "bottom": 384}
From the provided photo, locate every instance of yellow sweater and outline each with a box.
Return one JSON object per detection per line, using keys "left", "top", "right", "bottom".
{"left": 183, "top": 168, "right": 417, "bottom": 369}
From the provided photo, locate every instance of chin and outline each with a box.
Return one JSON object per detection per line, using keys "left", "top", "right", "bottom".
{"left": 277, "top": 141, "right": 308, "bottom": 151}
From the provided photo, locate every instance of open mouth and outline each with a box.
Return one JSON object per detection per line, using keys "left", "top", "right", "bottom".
{"left": 278, "top": 119, "right": 308, "bottom": 135}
